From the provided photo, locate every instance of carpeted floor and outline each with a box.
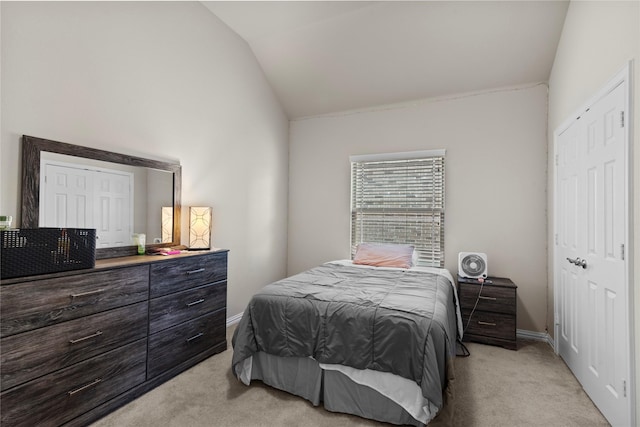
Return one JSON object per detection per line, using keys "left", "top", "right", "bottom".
{"left": 91, "top": 327, "right": 610, "bottom": 427}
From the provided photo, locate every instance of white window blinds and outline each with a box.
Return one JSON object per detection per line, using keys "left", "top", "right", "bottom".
{"left": 350, "top": 150, "right": 445, "bottom": 268}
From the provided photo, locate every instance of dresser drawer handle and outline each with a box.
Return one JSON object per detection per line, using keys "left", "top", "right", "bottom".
{"left": 70, "top": 289, "right": 104, "bottom": 299}
{"left": 69, "top": 330, "right": 103, "bottom": 344}
{"left": 186, "top": 268, "right": 205, "bottom": 275}
{"left": 479, "top": 296, "right": 497, "bottom": 301}
{"left": 477, "top": 321, "right": 497, "bottom": 327}
{"left": 67, "top": 378, "right": 102, "bottom": 396}
{"left": 186, "top": 332, "right": 204, "bottom": 343}
{"left": 186, "top": 298, "right": 205, "bottom": 307}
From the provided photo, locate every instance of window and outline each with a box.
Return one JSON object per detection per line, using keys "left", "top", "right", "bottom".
{"left": 350, "top": 150, "right": 445, "bottom": 268}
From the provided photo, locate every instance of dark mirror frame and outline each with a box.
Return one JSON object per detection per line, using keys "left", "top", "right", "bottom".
{"left": 21, "top": 135, "right": 182, "bottom": 259}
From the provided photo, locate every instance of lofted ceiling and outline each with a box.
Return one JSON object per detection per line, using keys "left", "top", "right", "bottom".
{"left": 202, "top": 1, "right": 569, "bottom": 119}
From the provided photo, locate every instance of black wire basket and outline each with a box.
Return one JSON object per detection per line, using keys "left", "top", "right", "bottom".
{"left": 1, "top": 228, "right": 96, "bottom": 279}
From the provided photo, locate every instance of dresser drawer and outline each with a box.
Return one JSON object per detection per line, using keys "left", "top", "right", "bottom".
{"left": 0, "top": 265, "right": 149, "bottom": 337}
{"left": 150, "top": 252, "right": 227, "bottom": 298}
{"left": 147, "top": 310, "right": 226, "bottom": 378}
{"left": 1, "top": 302, "right": 147, "bottom": 391}
{"left": 463, "top": 310, "right": 516, "bottom": 341}
{"left": 0, "top": 339, "right": 147, "bottom": 427}
{"left": 459, "top": 283, "right": 516, "bottom": 315}
{"left": 149, "top": 282, "right": 226, "bottom": 334}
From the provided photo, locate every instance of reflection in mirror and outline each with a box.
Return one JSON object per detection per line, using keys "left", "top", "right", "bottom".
{"left": 40, "top": 152, "right": 174, "bottom": 248}
{"left": 161, "top": 207, "right": 173, "bottom": 243}
{"left": 21, "top": 135, "right": 181, "bottom": 259}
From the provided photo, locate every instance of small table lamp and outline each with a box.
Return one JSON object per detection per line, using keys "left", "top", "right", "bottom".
{"left": 161, "top": 207, "right": 173, "bottom": 243}
{"left": 189, "top": 207, "right": 212, "bottom": 250}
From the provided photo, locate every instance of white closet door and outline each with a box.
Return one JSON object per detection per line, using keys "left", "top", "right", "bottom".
{"left": 556, "top": 118, "right": 582, "bottom": 379}
{"left": 555, "top": 76, "right": 630, "bottom": 427}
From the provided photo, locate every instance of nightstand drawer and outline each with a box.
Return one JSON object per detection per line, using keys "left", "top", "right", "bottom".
{"left": 0, "top": 339, "right": 146, "bottom": 427}
{"left": 150, "top": 252, "right": 227, "bottom": 298}
{"left": 463, "top": 310, "right": 516, "bottom": 341}
{"left": 147, "top": 309, "right": 226, "bottom": 379}
{"left": 149, "top": 281, "right": 227, "bottom": 334}
{"left": 459, "top": 283, "right": 516, "bottom": 315}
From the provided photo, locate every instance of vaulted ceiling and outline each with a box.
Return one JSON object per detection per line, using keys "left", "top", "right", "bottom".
{"left": 203, "top": 1, "right": 569, "bottom": 119}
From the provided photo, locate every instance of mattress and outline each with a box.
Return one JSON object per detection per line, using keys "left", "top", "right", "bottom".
{"left": 232, "top": 260, "right": 462, "bottom": 425}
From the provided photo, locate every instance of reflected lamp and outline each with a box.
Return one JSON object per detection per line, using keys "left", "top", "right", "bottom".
{"left": 161, "top": 207, "right": 173, "bottom": 243}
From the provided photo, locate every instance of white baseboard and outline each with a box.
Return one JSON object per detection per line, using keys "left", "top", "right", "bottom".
{"left": 517, "top": 329, "right": 554, "bottom": 348}
{"left": 226, "top": 312, "right": 244, "bottom": 327}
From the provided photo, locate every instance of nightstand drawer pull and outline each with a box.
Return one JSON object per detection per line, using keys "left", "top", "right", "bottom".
{"left": 186, "top": 268, "right": 205, "bottom": 275}
{"left": 186, "top": 332, "right": 204, "bottom": 343}
{"left": 70, "top": 289, "right": 104, "bottom": 299}
{"left": 479, "top": 296, "right": 497, "bottom": 301}
{"left": 186, "top": 298, "right": 205, "bottom": 307}
{"left": 478, "top": 321, "right": 497, "bottom": 326}
{"left": 69, "top": 330, "right": 103, "bottom": 344}
{"left": 67, "top": 378, "right": 102, "bottom": 396}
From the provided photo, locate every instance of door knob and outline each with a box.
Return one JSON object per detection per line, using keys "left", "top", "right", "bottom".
{"left": 566, "top": 257, "right": 587, "bottom": 269}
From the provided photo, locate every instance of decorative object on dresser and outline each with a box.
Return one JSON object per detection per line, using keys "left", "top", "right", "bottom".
{"left": 458, "top": 276, "right": 517, "bottom": 350}
{"left": 1, "top": 228, "right": 96, "bottom": 279}
{"left": 188, "top": 207, "right": 213, "bottom": 250}
{"left": 0, "top": 249, "right": 228, "bottom": 427}
{"left": 0, "top": 215, "right": 12, "bottom": 230}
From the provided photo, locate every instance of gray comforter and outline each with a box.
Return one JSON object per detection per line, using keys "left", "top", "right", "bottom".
{"left": 232, "top": 262, "right": 459, "bottom": 409}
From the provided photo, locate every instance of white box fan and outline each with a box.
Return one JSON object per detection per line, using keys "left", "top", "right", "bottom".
{"left": 458, "top": 252, "right": 488, "bottom": 279}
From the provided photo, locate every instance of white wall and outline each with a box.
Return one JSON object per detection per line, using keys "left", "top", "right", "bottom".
{"left": 289, "top": 84, "right": 548, "bottom": 333}
{"left": 547, "top": 0, "right": 640, "bottom": 420}
{"left": 0, "top": 1, "right": 290, "bottom": 318}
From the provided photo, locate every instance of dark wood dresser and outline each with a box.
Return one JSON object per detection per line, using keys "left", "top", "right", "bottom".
{"left": 458, "top": 276, "right": 517, "bottom": 350}
{"left": 0, "top": 249, "right": 228, "bottom": 427}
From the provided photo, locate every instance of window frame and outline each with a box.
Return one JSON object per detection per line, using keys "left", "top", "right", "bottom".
{"left": 350, "top": 150, "right": 446, "bottom": 268}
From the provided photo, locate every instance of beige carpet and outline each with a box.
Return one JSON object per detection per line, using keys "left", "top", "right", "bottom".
{"left": 91, "top": 327, "right": 610, "bottom": 427}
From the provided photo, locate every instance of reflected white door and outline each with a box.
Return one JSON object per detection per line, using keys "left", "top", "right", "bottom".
{"left": 41, "top": 162, "right": 133, "bottom": 248}
{"left": 41, "top": 164, "right": 93, "bottom": 228}
{"left": 555, "top": 78, "right": 630, "bottom": 427}
{"left": 93, "top": 171, "right": 133, "bottom": 248}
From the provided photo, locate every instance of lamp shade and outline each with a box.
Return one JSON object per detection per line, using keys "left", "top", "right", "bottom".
{"left": 161, "top": 207, "right": 173, "bottom": 243}
{"left": 189, "top": 207, "right": 212, "bottom": 249}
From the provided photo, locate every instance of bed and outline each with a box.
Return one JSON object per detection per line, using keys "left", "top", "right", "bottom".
{"left": 231, "top": 258, "right": 462, "bottom": 426}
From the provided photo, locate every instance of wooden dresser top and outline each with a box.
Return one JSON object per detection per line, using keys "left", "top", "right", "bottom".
{"left": 1, "top": 249, "right": 229, "bottom": 286}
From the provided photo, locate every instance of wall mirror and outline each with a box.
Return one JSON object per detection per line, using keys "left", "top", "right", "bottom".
{"left": 21, "top": 135, "right": 181, "bottom": 259}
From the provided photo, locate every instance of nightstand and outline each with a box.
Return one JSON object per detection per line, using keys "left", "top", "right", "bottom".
{"left": 458, "top": 276, "right": 517, "bottom": 350}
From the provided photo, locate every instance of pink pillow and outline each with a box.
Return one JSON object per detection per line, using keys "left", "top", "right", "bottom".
{"left": 353, "top": 243, "right": 415, "bottom": 269}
